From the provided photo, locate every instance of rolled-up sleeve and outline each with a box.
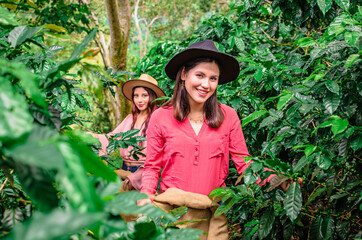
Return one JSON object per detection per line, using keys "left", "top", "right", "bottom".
{"left": 141, "top": 111, "right": 164, "bottom": 195}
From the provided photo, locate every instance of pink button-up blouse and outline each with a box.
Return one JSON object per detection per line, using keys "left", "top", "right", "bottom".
{"left": 141, "top": 103, "right": 262, "bottom": 196}
{"left": 95, "top": 114, "right": 146, "bottom": 164}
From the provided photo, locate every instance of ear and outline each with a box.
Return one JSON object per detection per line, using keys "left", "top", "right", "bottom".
{"left": 180, "top": 67, "right": 186, "bottom": 81}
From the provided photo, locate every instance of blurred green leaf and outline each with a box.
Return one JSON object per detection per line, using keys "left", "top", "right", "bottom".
{"left": 335, "top": 0, "right": 350, "bottom": 11}
{"left": 13, "top": 162, "right": 59, "bottom": 212}
{"left": 0, "top": 6, "right": 19, "bottom": 26}
{"left": 344, "top": 31, "right": 360, "bottom": 47}
{"left": 105, "top": 191, "right": 176, "bottom": 222}
{"left": 69, "top": 28, "right": 97, "bottom": 61}
{"left": 11, "top": 209, "right": 103, "bottom": 240}
{"left": 0, "top": 79, "right": 33, "bottom": 143}
{"left": 57, "top": 142, "right": 103, "bottom": 212}
{"left": 317, "top": 0, "right": 333, "bottom": 15}
{"left": 345, "top": 54, "right": 359, "bottom": 68}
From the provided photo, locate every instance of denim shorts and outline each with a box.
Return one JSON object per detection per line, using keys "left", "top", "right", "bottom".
{"left": 121, "top": 162, "right": 141, "bottom": 173}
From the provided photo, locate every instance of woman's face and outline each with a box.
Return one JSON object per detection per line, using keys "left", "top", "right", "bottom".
{"left": 133, "top": 87, "right": 149, "bottom": 113}
{"left": 181, "top": 61, "right": 220, "bottom": 107}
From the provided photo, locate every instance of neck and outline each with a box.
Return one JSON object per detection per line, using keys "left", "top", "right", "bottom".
{"left": 189, "top": 100, "right": 204, "bottom": 114}
{"left": 138, "top": 110, "right": 149, "bottom": 118}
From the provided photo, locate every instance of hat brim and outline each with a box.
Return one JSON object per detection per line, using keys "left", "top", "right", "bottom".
{"left": 122, "top": 79, "right": 166, "bottom": 101}
{"left": 165, "top": 48, "right": 240, "bottom": 84}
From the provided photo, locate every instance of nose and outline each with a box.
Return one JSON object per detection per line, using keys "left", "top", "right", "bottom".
{"left": 200, "top": 78, "right": 210, "bottom": 89}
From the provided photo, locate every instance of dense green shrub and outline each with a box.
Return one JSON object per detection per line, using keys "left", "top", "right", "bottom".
{"left": 0, "top": 6, "right": 201, "bottom": 240}
{"left": 135, "top": 0, "right": 361, "bottom": 239}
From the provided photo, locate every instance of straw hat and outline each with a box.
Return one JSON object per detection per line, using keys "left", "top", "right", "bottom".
{"left": 122, "top": 74, "right": 166, "bottom": 101}
{"left": 164, "top": 39, "right": 240, "bottom": 84}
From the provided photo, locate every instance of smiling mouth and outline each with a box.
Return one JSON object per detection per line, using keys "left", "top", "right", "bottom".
{"left": 197, "top": 89, "right": 208, "bottom": 96}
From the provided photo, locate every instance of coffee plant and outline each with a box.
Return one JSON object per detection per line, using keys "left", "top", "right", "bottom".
{"left": 135, "top": 0, "right": 361, "bottom": 239}
{"left": 0, "top": 6, "right": 202, "bottom": 240}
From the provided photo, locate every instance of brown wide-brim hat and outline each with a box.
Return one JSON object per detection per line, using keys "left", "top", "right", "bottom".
{"left": 164, "top": 39, "right": 240, "bottom": 84}
{"left": 122, "top": 74, "right": 166, "bottom": 101}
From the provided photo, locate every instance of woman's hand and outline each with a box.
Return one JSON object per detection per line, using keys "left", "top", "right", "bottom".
{"left": 137, "top": 194, "right": 155, "bottom": 206}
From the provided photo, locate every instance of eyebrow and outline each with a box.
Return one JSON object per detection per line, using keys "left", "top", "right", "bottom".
{"left": 194, "top": 71, "right": 219, "bottom": 78}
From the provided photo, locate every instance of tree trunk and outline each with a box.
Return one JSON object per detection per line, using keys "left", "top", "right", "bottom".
{"left": 104, "top": 0, "right": 132, "bottom": 128}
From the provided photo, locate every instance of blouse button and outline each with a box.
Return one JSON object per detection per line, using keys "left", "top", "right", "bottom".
{"left": 194, "top": 151, "right": 198, "bottom": 156}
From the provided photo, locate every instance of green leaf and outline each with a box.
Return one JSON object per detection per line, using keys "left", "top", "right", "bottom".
{"left": 335, "top": 0, "right": 350, "bottom": 11}
{"left": 259, "top": 116, "right": 277, "bottom": 129}
{"left": 214, "top": 196, "right": 238, "bottom": 216}
{"left": 234, "top": 37, "right": 245, "bottom": 52}
{"left": 105, "top": 191, "right": 176, "bottom": 222}
{"left": 331, "top": 117, "right": 349, "bottom": 135}
{"left": 283, "top": 182, "right": 302, "bottom": 222}
{"left": 61, "top": 92, "right": 76, "bottom": 112}
{"left": 164, "top": 228, "right": 203, "bottom": 240}
{"left": 13, "top": 162, "right": 59, "bottom": 212}
{"left": 277, "top": 93, "right": 293, "bottom": 110}
{"left": 258, "top": 207, "right": 275, "bottom": 239}
{"left": 57, "top": 142, "right": 103, "bottom": 212}
{"left": 0, "top": 6, "right": 19, "bottom": 26}
{"left": 323, "top": 92, "right": 341, "bottom": 114}
{"left": 305, "top": 145, "right": 317, "bottom": 158}
{"left": 69, "top": 139, "right": 118, "bottom": 182}
{"left": 315, "top": 153, "right": 332, "bottom": 170}
{"left": 121, "top": 129, "right": 141, "bottom": 140}
{"left": 244, "top": 169, "right": 259, "bottom": 185}
{"left": 4, "top": 125, "right": 64, "bottom": 170}
{"left": 312, "top": 120, "right": 333, "bottom": 135}
{"left": 132, "top": 222, "right": 158, "bottom": 239}
{"left": 324, "top": 80, "right": 340, "bottom": 94}
{"left": 80, "top": 66, "right": 103, "bottom": 102}
{"left": 11, "top": 209, "right": 103, "bottom": 240}
{"left": 254, "top": 66, "right": 264, "bottom": 82}
{"left": 242, "top": 110, "right": 268, "bottom": 127}
{"left": 69, "top": 28, "right": 98, "bottom": 61}
{"left": 309, "top": 216, "right": 323, "bottom": 240}
{"left": 294, "top": 37, "right": 316, "bottom": 47}
{"left": 345, "top": 54, "right": 359, "bottom": 68}
{"left": 350, "top": 136, "right": 362, "bottom": 152}
{"left": 169, "top": 206, "right": 188, "bottom": 220}
{"left": 305, "top": 187, "right": 327, "bottom": 205}
{"left": 321, "top": 215, "right": 335, "bottom": 239}
{"left": 8, "top": 25, "right": 42, "bottom": 48}
{"left": 0, "top": 59, "right": 46, "bottom": 108}
{"left": 0, "top": 78, "right": 33, "bottom": 143}
{"left": 344, "top": 31, "right": 360, "bottom": 46}
{"left": 327, "top": 25, "right": 345, "bottom": 36}
{"left": 293, "top": 156, "right": 312, "bottom": 173}
{"left": 315, "top": 72, "right": 326, "bottom": 81}
{"left": 317, "top": 0, "right": 333, "bottom": 15}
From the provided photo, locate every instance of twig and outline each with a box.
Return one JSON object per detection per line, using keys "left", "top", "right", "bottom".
{"left": 0, "top": 169, "right": 14, "bottom": 191}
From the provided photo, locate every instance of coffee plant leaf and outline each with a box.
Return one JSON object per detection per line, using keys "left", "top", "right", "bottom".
{"left": 283, "top": 182, "right": 302, "bottom": 222}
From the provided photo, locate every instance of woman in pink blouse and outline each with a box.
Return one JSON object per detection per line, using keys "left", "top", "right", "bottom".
{"left": 92, "top": 74, "right": 165, "bottom": 190}
{"left": 140, "top": 40, "right": 274, "bottom": 202}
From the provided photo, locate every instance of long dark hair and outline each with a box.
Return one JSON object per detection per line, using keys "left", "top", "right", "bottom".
{"left": 130, "top": 86, "right": 158, "bottom": 136}
{"left": 164, "top": 57, "right": 224, "bottom": 128}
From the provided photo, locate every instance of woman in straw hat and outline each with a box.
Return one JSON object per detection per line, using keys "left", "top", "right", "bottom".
{"left": 139, "top": 40, "right": 274, "bottom": 239}
{"left": 92, "top": 74, "right": 165, "bottom": 191}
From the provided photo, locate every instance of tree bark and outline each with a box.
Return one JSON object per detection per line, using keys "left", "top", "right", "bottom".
{"left": 104, "top": 0, "right": 132, "bottom": 127}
